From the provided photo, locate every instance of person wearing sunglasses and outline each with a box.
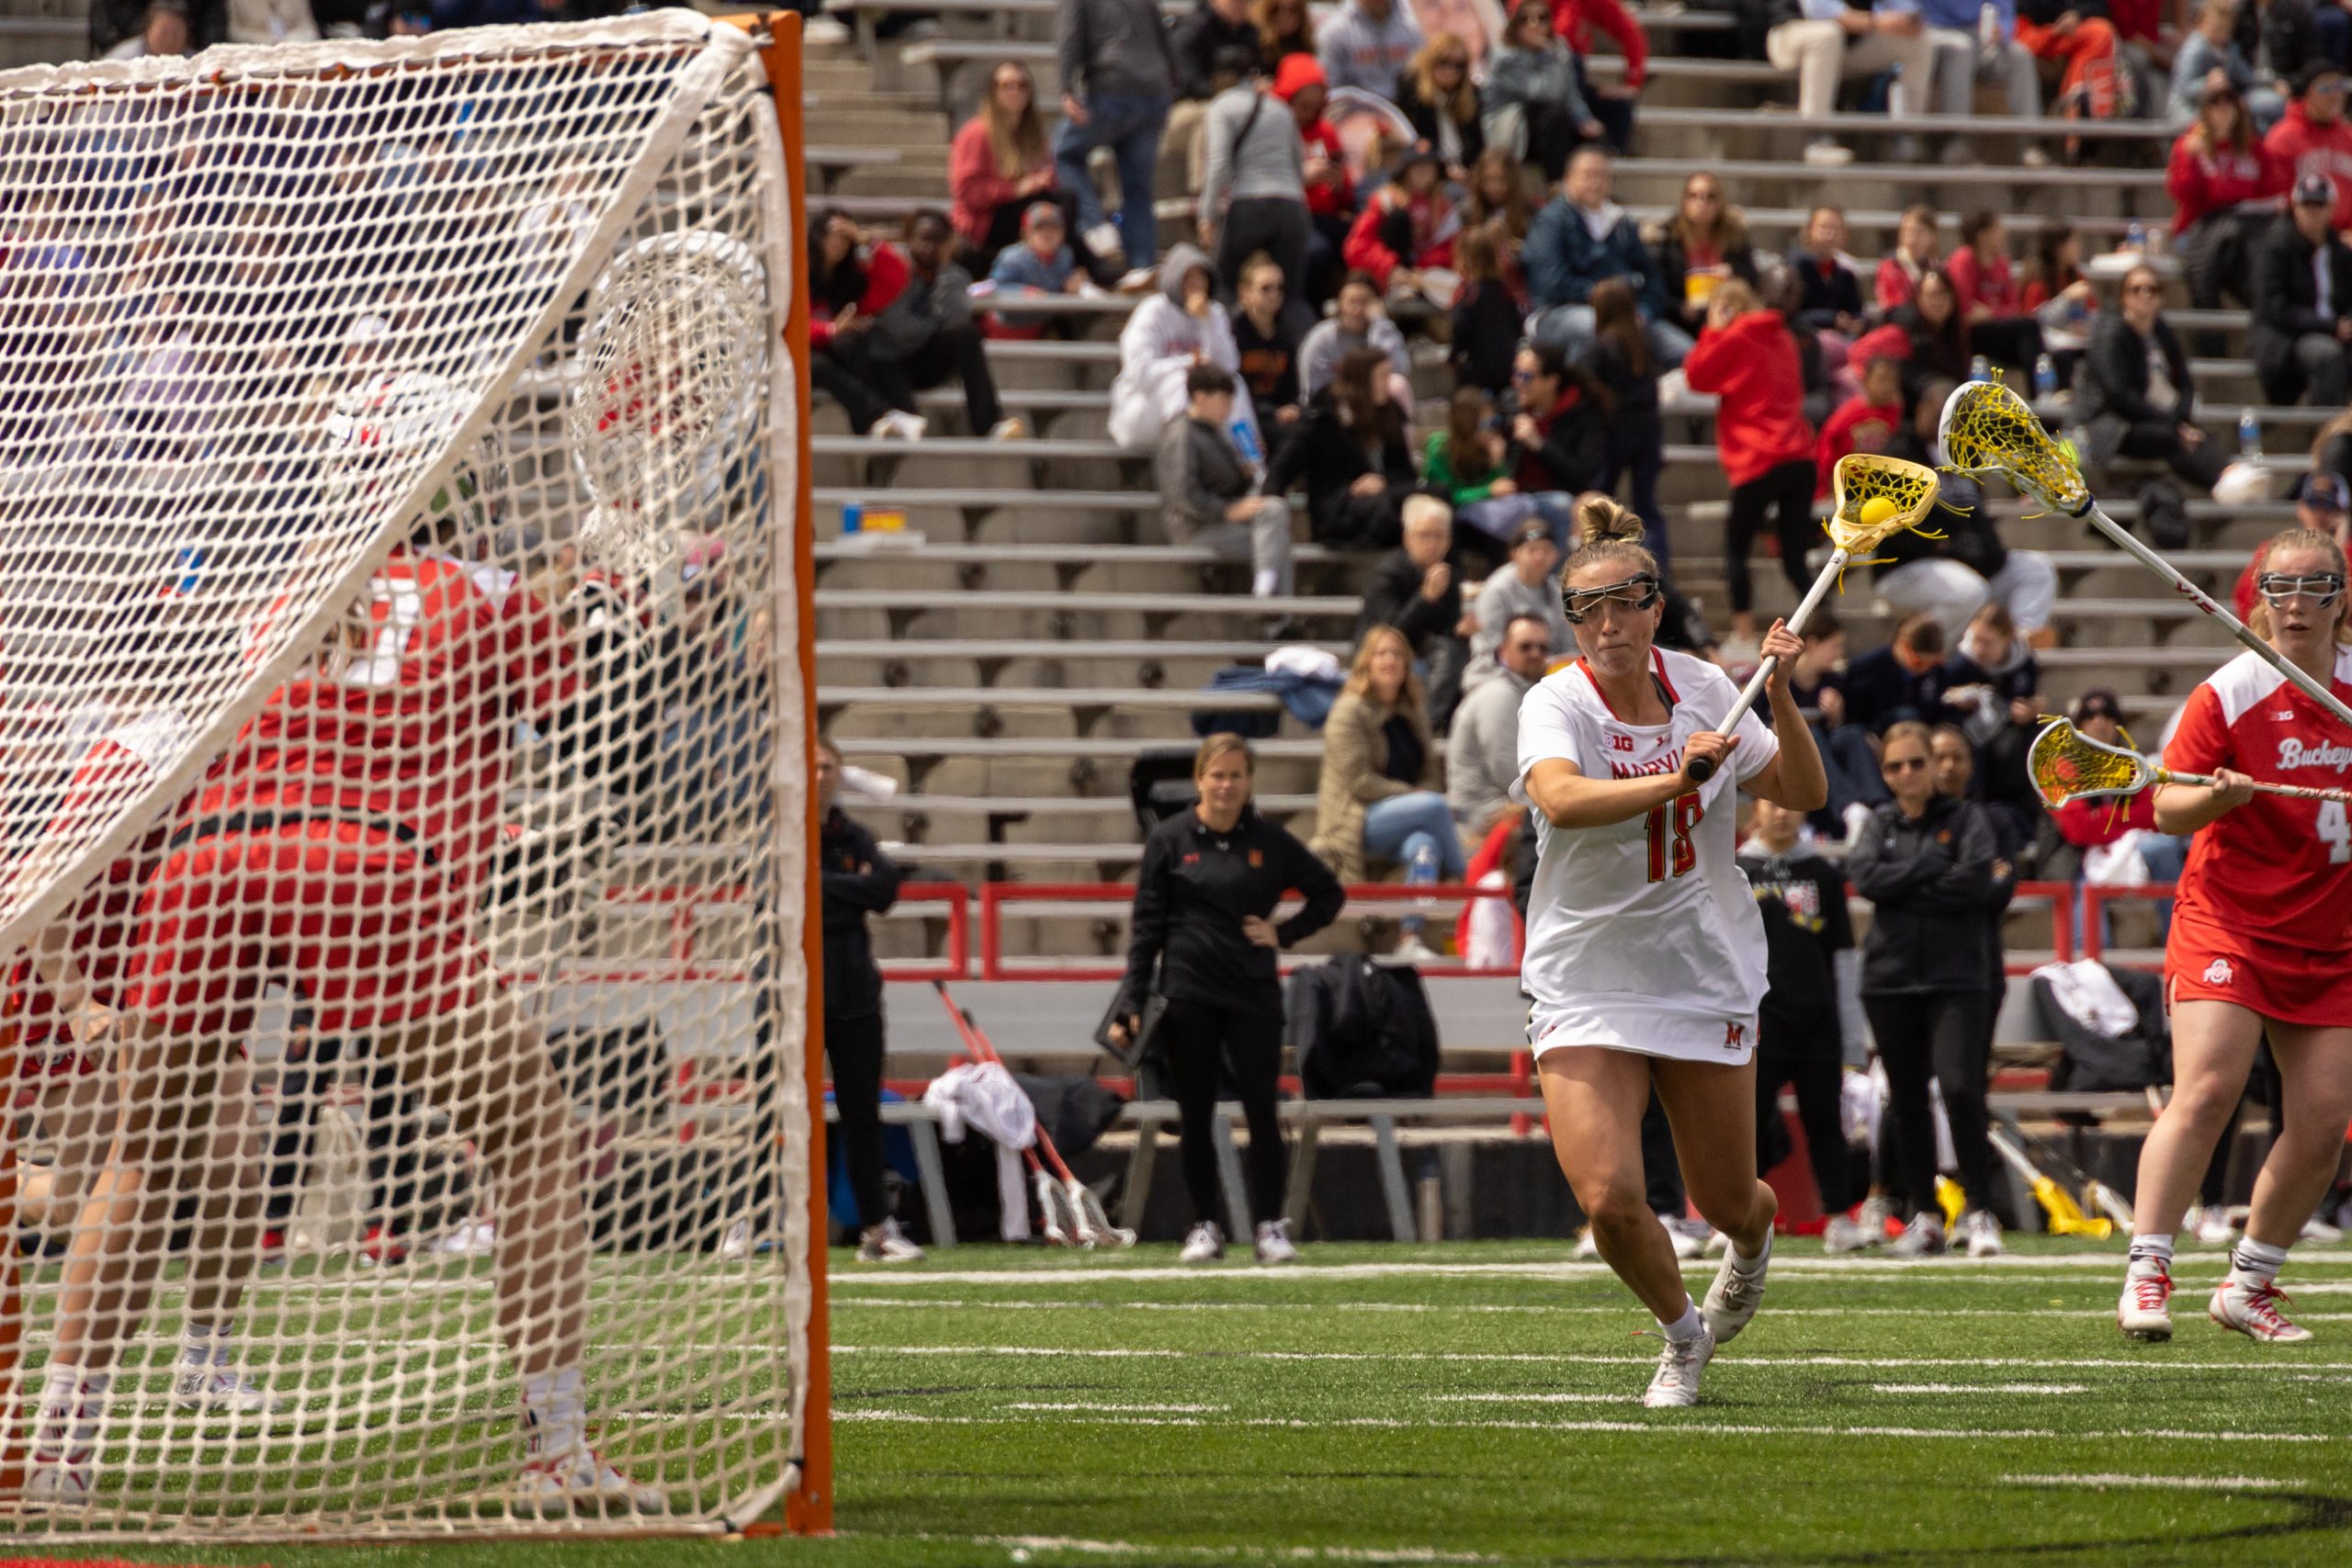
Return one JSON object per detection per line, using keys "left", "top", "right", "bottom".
{"left": 2120, "top": 525, "right": 2352, "bottom": 1345}
{"left": 1845, "top": 719, "right": 2005, "bottom": 1261}
{"left": 2073, "top": 261, "right": 2228, "bottom": 497}
{"left": 2248, "top": 172, "right": 2352, "bottom": 409}
{"left": 1510, "top": 496, "right": 1825, "bottom": 1407}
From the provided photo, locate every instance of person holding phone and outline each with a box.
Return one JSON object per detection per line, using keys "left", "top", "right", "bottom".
{"left": 1110, "top": 734, "right": 1344, "bottom": 1264}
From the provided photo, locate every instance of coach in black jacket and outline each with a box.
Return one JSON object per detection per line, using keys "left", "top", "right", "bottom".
{"left": 2250, "top": 175, "right": 2352, "bottom": 408}
{"left": 818, "top": 737, "right": 910, "bottom": 1260}
{"left": 1111, "top": 734, "right": 1344, "bottom": 1260}
{"left": 2074, "top": 265, "right": 2225, "bottom": 491}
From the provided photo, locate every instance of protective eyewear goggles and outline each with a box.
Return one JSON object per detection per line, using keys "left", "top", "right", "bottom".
{"left": 1561, "top": 572, "right": 1663, "bottom": 624}
{"left": 2256, "top": 571, "right": 2346, "bottom": 610}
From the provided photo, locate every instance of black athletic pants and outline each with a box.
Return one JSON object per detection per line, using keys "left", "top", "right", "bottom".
{"left": 1755, "top": 1048, "right": 1852, "bottom": 1213}
{"left": 813, "top": 343, "right": 893, "bottom": 434}
{"left": 1724, "top": 457, "right": 1818, "bottom": 615}
{"left": 1157, "top": 995, "right": 1286, "bottom": 1229}
{"left": 2111, "top": 418, "right": 2228, "bottom": 492}
{"left": 870, "top": 323, "right": 1004, "bottom": 434}
{"left": 1866, "top": 988, "right": 1993, "bottom": 1220}
{"left": 1214, "top": 195, "right": 1310, "bottom": 313}
{"left": 827, "top": 1009, "right": 889, "bottom": 1231}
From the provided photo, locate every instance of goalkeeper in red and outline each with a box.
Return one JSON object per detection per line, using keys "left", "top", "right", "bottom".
{"left": 2117, "top": 525, "right": 2352, "bottom": 1346}
{"left": 26, "top": 529, "right": 663, "bottom": 1513}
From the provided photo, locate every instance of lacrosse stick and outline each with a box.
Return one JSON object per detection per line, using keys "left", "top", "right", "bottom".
{"left": 1686, "top": 453, "right": 1944, "bottom": 784}
{"left": 1939, "top": 379, "right": 2352, "bottom": 733}
{"left": 932, "top": 981, "right": 1136, "bottom": 1248}
{"left": 2003, "top": 1119, "right": 2136, "bottom": 1231}
{"left": 929, "top": 983, "right": 1078, "bottom": 1245}
{"left": 2029, "top": 717, "right": 2352, "bottom": 809}
{"left": 1989, "top": 1127, "right": 2112, "bottom": 1239}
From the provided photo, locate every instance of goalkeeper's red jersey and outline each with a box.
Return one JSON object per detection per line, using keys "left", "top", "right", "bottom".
{"left": 2165, "top": 644, "right": 2352, "bottom": 950}
{"left": 197, "top": 550, "right": 571, "bottom": 896}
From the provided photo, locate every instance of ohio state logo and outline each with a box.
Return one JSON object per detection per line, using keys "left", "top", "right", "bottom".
{"left": 2203, "top": 958, "right": 2234, "bottom": 987}
{"left": 2278, "top": 738, "right": 2352, "bottom": 772}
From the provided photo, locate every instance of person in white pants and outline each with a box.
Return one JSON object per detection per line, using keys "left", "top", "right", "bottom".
{"left": 1767, "top": 0, "right": 1939, "bottom": 165}
{"left": 1923, "top": 0, "right": 2043, "bottom": 152}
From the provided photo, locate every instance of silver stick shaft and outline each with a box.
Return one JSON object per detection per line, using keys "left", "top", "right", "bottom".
{"left": 2160, "top": 767, "right": 2352, "bottom": 806}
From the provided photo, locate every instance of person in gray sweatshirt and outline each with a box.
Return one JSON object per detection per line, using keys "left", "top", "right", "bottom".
{"left": 1315, "top": 0, "right": 1423, "bottom": 102}
{"left": 1197, "top": 60, "right": 1310, "bottom": 305}
{"left": 1460, "top": 517, "right": 1573, "bottom": 691}
{"left": 1445, "top": 611, "right": 1553, "bottom": 844}
{"left": 1156, "top": 364, "right": 1295, "bottom": 599}
{"left": 1055, "top": 0, "right": 1181, "bottom": 269}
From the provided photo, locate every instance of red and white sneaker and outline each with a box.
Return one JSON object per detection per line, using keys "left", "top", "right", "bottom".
{"left": 357, "top": 1224, "right": 409, "bottom": 1268}
{"left": 2117, "top": 1266, "right": 2174, "bottom": 1341}
{"left": 514, "top": 1448, "right": 668, "bottom": 1517}
{"left": 22, "top": 1450, "right": 91, "bottom": 1509}
{"left": 2209, "top": 1277, "right": 2314, "bottom": 1343}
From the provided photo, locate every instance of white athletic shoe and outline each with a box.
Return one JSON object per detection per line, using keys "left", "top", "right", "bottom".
{"left": 2209, "top": 1277, "right": 2314, "bottom": 1342}
{"left": 21, "top": 1456, "right": 90, "bottom": 1508}
{"left": 1641, "top": 1325, "right": 1716, "bottom": 1407}
{"left": 1573, "top": 1225, "right": 1600, "bottom": 1260}
{"left": 1822, "top": 1214, "right": 1880, "bottom": 1255}
{"left": 173, "top": 1365, "right": 287, "bottom": 1418}
{"left": 2185, "top": 1204, "right": 2238, "bottom": 1247}
{"left": 1083, "top": 223, "right": 1126, "bottom": 263}
{"left": 875, "top": 410, "right": 927, "bottom": 443}
{"left": 855, "top": 1218, "right": 924, "bottom": 1264}
{"left": 1702, "top": 1228, "right": 1731, "bottom": 1258}
{"left": 719, "top": 1220, "right": 752, "bottom": 1258}
{"left": 1856, "top": 1195, "right": 1896, "bottom": 1239}
{"left": 2301, "top": 1214, "right": 2344, "bottom": 1245}
{"left": 1960, "top": 1209, "right": 2005, "bottom": 1259}
{"left": 1253, "top": 1218, "right": 1297, "bottom": 1264}
{"left": 514, "top": 1448, "right": 668, "bottom": 1517}
{"left": 2117, "top": 1264, "right": 2174, "bottom": 1342}
{"left": 1701, "top": 1235, "right": 1770, "bottom": 1345}
{"left": 1179, "top": 1221, "right": 1226, "bottom": 1263}
{"left": 1889, "top": 1213, "right": 1946, "bottom": 1258}
{"left": 1390, "top": 936, "right": 1442, "bottom": 964}
{"left": 1663, "top": 1215, "right": 1709, "bottom": 1260}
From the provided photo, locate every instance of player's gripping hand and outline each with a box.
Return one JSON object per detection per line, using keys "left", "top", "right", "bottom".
{"left": 1680, "top": 731, "right": 1737, "bottom": 790}
{"left": 1758, "top": 619, "right": 1803, "bottom": 693}
{"left": 2206, "top": 767, "right": 2256, "bottom": 812}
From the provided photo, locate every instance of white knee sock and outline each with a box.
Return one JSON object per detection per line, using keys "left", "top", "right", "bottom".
{"left": 35, "top": 1366, "right": 107, "bottom": 1461}
{"left": 523, "top": 1365, "right": 588, "bottom": 1458}
{"left": 182, "top": 1316, "right": 232, "bottom": 1369}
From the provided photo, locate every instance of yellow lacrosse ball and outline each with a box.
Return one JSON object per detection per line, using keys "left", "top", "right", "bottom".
{"left": 1857, "top": 496, "right": 1899, "bottom": 528}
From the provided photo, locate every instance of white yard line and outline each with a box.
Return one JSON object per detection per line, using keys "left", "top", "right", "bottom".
{"left": 819, "top": 1257, "right": 2352, "bottom": 1286}
{"left": 836, "top": 1409, "right": 2329, "bottom": 1442}
{"left": 828, "top": 1297, "right": 2352, "bottom": 1321}
{"left": 1004, "top": 1401, "right": 1228, "bottom": 1413}
{"left": 837, "top": 1343, "right": 2352, "bottom": 1373}
{"left": 2001, "top": 1472, "right": 2303, "bottom": 1490}
{"left": 1871, "top": 1382, "right": 2089, "bottom": 1395}
{"left": 1431, "top": 1393, "right": 1634, "bottom": 1404}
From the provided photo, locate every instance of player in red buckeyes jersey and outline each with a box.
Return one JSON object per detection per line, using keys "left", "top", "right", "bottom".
{"left": 2119, "top": 526, "right": 2352, "bottom": 1348}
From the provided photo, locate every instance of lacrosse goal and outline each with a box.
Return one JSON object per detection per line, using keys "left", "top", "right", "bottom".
{"left": 0, "top": 11, "right": 826, "bottom": 1540}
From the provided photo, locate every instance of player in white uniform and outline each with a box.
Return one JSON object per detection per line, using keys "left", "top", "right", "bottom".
{"left": 1511, "top": 499, "right": 1826, "bottom": 1406}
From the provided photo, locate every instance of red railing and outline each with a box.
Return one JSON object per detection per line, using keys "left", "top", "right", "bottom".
{"left": 2079, "top": 880, "right": 2178, "bottom": 965}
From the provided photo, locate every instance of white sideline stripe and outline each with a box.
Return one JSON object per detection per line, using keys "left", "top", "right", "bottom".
{"left": 1005, "top": 1401, "right": 1228, "bottom": 1413}
{"left": 1871, "top": 1382, "right": 2089, "bottom": 1395}
{"left": 953, "top": 1536, "right": 1496, "bottom": 1563}
{"left": 1432, "top": 1393, "right": 1629, "bottom": 1404}
{"left": 838, "top": 1343, "right": 2352, "bottom": 1373}
{"left": 838, "top": 1410, "right": 2329, "bottom": 1442}
{"left": 830, "top": 1297, "right": 2352, "bottom": 1321}
{"left": 820, "top": 1257, "right": 2352, "bottom": 1286}
{"left": 2002, "top": 1472, "right": 2302, "bottom": 1491}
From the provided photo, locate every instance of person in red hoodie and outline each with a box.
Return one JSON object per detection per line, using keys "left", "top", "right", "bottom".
{"left": 1814, "top": 355, "right": 1904, "bottom": 498}
{"left": 1943, "top": 210, "right": 2043, "bottom": 372}
{"left": 1275, "top": 54, "right": 1358, "bottom": 304}
{"left": 2171, "top": 76, "right": 2285, "bottom": 319}
{"left": 808, "top": 209, "right": 921, "bottom": 439}
{"left": 1684, "top": 278, "right": 1817, "bottom": 649}
{"left": 2264, "top": 61, "right": 2352, "bottom": 233}
{"left": 1342, "top": 147, "right": 1461, "bottom": 294}
{"left": 1546, "top": 0, "right": 1645, "bottom": 150}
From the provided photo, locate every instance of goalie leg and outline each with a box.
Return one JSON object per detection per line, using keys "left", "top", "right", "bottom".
{"left": 174, "top": 1060, "right": 288, "bottom": 1418}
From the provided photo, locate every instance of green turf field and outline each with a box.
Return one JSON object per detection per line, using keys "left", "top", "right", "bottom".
{"left": 17, "top": 1236, "right": 2352, "bottom": 1565}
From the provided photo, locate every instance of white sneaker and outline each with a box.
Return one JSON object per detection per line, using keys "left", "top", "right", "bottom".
{"left": 22, "top": 1456, "right": 90, "bottom": 1508}
{"left": 856, "top": 1218, "right": 924, "bottom": 1263}
{"left": 2186, "top": 1204, "right": 2237, "bottom": 1247}
{"left": 1702, "top": 1227, "right": 1730, "bottom": 1257}
{"left": 514, "top": 1448, "right": 668, "bottom": 1517}
{"left": 1803, "top": 138, "right": 1854, "bottom": 167}
{"left": 719, "top": 1219, "right": 752, "bottom": 1258}
{"left": 1390, "top": 935, "right": 1442, "bottom": 964}
{"left": 2117, "top": 1263, "right": 2174, "bottom": 1341}
{"left": 801, "top": 15, "right": 850, "bottom": 43}
{"left": 1573, "top": 1224, "right": 1600, "bottom": 1260}
{"left": 2209, "top": 1277, "right": 2313, "bottom": 1342}
{"left": 987, "top": 417, "right": 1028, "bottom": 441}
{"left": 1822, "top": 1213, "right": 1880, "bottom": 1255}
{"left": 1179, "top": 1221, "right": 1225, "bottom": 1263}
{"left": 1856, "top": 1195, "right": 1896, "bottom": 1239}
{"left": 1889, "top": 1213, "right": 1946, "bottom": 1258}
{"left": 1115, "top": 265, "right": 1159, "bottom": 293}
{"left": 875, "top": 410, "right": 927, "bottom": 442}
{"left": 1702, "top": 1234, "right": 1770, "bottom": 1345}
{"left": 173, "top": 1364, "right": 287, "bottom": 1418}
{"left": 1961, "top": 1209, "right": 2005, "bottom": 1258}
{"left": 2301, "top": 1214, "right": 2344, "bottom": 1245}
{"left": 1253, "top": 1218, "right": 1297, "bottom": 1264}
{"left": 1663, "top": 1215, "right": 1707, "bottom": 1260}
{"left": 1642, "top": 1325, "right": 1715, "bottom": 1407}
{"left": 1083, "top": 223, "right": 1125, "bottom": 263}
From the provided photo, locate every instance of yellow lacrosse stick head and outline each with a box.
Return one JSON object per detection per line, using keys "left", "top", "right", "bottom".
{"left": 1938, "top": 379, "right": 2090, "bottom": 516}
{"left": 2028, "top": 716, "right": 2156, "bottom": 807}
{"left": 1826, "top": 452, "right": 1943, "bottom": 556}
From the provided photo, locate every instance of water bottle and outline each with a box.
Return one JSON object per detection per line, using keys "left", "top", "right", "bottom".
{"left": 1408, "top": 841, "right": 1440, "bottom": 910}
{"left": 2240, "top": 407, "right": 2263, "bottom": 460}
{"left": 2033, "top": 353, "right": 2057, "bottom": 400}
{"left": 842, "top": 500, "right": 863, "bottom": 534}
{"left": 1229, "top": 416, "right": 1264, "bottom": 467}
{"left": 1970, "top": 355, "right": 1991, "bottom": 383}
{"left": 2126, "top": 218, "right": 2147, "bottom": 255}
{"left": 1978, "top": 1, "right": 1998, "bottom": 50}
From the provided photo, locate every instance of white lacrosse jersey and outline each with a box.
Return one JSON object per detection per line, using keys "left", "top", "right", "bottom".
{"left": 1510, "top": 647, "right": 1780, "bottom": 1059}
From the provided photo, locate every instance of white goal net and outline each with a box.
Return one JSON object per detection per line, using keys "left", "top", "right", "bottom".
{"left": 0, "top": 11, "right": 812, "bottom": 1539}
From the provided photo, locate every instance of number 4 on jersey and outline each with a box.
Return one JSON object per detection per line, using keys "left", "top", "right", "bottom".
{"left": 2322, "top": 797, "right": 2351, "bottom": 864}
{"left": 1645, "top": 791, "right": 1703, "bottom": 882}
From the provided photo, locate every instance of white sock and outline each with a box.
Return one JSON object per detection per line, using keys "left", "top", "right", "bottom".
{"left": 522, "top": 1365, "right": 587, "bottom": 1458}
{"left": 2228, "top": 1236, "right": 2289, "bottom": 1288}
{"left": 1659, "top": 1300, "right": 1703, "bottom": 1344}
{"left": 1729, "top": 1231, "right": 1771, "bottom": 1277}
{"left": 182, "top": 1316, "right": 230, "bottom": 1369}
{"left": 36, "top": 1366, "right": 106, "bottom": 1459}
{"left": 2127, "top": 1234, "right": 2175, "bottom": 1273}
{"left": 1252, "top": 569, "right": 1278, "bottom": 597}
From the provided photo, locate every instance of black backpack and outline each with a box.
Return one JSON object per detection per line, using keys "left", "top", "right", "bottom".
{"left": 2033, "top": 963, "right": 2171, "bottom": 1094}
{"left": 1285, "top": 956, "right": 1441, "bottom": 1099}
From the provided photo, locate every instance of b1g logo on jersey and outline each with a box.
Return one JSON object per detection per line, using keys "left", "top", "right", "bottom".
{"left": 2277, "top": 738, "right": 2352, "bottom": 773}
{"left": 2203, "top": 957, "right": 2235, "bottom": 987}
